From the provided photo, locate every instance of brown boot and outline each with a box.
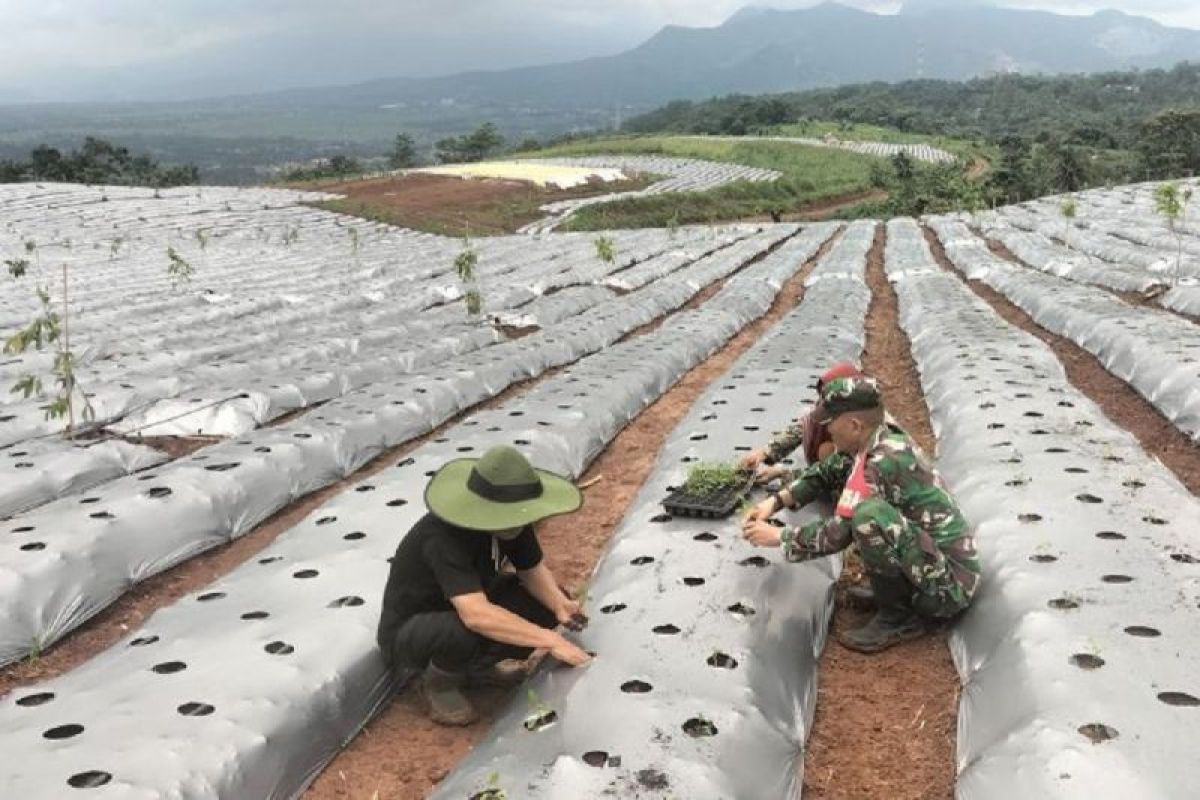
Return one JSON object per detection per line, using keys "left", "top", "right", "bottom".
{"left": 420, "top": 663, "right": 477, "bottom": 726}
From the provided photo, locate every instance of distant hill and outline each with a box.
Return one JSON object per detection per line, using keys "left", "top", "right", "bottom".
{"left": 3, "top": 2, "right": 1200, "bottom": 181}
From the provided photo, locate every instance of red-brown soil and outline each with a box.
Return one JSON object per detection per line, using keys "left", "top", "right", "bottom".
{"left": 800, "top": 223, "right": 959, "bottom": 800}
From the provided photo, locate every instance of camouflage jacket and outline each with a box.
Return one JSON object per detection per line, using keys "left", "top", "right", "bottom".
{"left": 779, "top": 423, "right": 980, "bottom": 592}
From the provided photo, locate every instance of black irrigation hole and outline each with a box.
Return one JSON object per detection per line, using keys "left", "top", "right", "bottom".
{"left": 43, "top": 723, "right": 84, "bottom": 740}
{"left": 739, "top": 555, "right": 770, "bottom": 568}
{"left": 315, "top": 516, "right": 336, "bottom": 526}
{"left": 258, "top": 556, "right": 283, "bottom": 564}
{"left": 204, "top": 462, "right": 240, "bottom": 472}
{"left": 265, "top": 641, "right": 295, "bottom": 655}
{"left": 355, "top": 485, "right": 375, "bottom": 493}
{"left": 1069, "top": 653, "right": 1105, "bottom": 670}
{"left": 1123, "top": 480, "right": 1146, "bottom": 489}
{"left": 20, "top": 542, "right": 45, "bottom": 552}
{"left": 396, "top": 457, "right": 415, "bottom": 468}
{"left": 177, "top": 702, "right": 215, "bottom": 717}
{"left": 1157, "top": 692, "right": 1200, "bottom": 707}
{"left": 1101, "top": 574, "right": 1134, "bottom": 584}
{"left": 329, "top": 596, "right": 364, "bottom": 608}
{"left": 727, "top": 602, "right": 755, "bottom": 617}
{"left": 1142, "top": 516, "right": 1169, "bottom": 526}
{"left": 241, "top": 611, "right": 269, "bottom": 620}
{"left": 1076, "top": 494, "right": 1103, "bottom": 504}
{"left": 631, "top": 556, "right": 655, "bottom": 566}
{"left": 652, "top": 624, "right": 681, "bottom": 635}
{"left": 1064, "top": 467, "right": 1089, "bottom": 474}
{"left": 293, "top": 569, "right": 319, "bottom": 579}
{"left": 1030, "top": 554, "right": 1058, "bottom": 563}
{"left": 650, "top": 513, "right": 672, "bottom": 523}
{"left": 343, "top": 531, "right": 366, "bottom": 541}
{"left": 693, "top": 532, "right": 718, "bottom": 542}
{"left": 197, "top": 592, "right": 225, "bottom": 602}
{"left": 386, "top": 498, "right": 408, "bottom": 507}
{"left": 88, "top": 511, "right": 115, "bottom": 520}
{"left": 523, "top": 709, "right": 557, "bottom": 732}
{"left": 682, "top": 577, "right": 706, "bottom": 587}
{"left": 1124, "top": 626, "right": 1161, "bottom": 638}
{"left": 1170, "top": 553, "right": 1199, "bottom": 564}
{"left": 79, "top": 497, "right": 100, "bottom": 504}
{"left": 1096, "top": 531, "right": 1126, "bottom": 541}
{"left": 582, "top": 750, "right": 609, "bottom": 767}
{"left": 151, "top": 661, "right": 187, "bottom": 674}
{"left": 706, "top": 652, "right": 738, "bottom": 669}
{"left": 1048, "top": 597, "right": 1080, "bottom": 610}
{"left": 621, "top": 679, "right": 653, "bottom": 694}
{"left": 1005, "top": 479, "right": 1027, "bottom": 487}
{"left": 16, "top": 691, "right": 55, "bottom": 707}
{"left": 1045, "top": 447, "right": 1069, "bottom": 454}
{"left": 146, "top": 487, "right": 172, "bottom": 499}
{"left": 1078, "top": 723, "right": 1119, "bottom": 743}
{"left": 600, "top": 603, "right": 626, "bottom": 614}
{"left": 682, "top": 717, "right": 718, "bottom": 737}
{"left": 67, "top": 771, "right": 112, "bottom": 789}
{"left": 129, "top": 635, "right": 159, "bottom": 646}
{"left": 1018, "top": 513, "right": 1043, "bottom": 523}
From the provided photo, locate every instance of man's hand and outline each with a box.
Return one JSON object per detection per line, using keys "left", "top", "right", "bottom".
{"left": 738, "top": 448, "right": 768, "bottom": 470}
{"left": 743, "top": 495, "right": 778, "bottom": 523}
{"left": 753, "top": 464, "right": 789, "bottom": 485}
{"left": 555, "top": 598, "right": 589, "bottom": 632}
{"left": 548, "top": 634, "right": 592, "bottom": 667}
{"left": 742, "top": 519, "right": 783, "bottom": 548}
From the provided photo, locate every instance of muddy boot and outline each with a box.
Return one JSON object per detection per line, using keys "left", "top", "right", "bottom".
{"left": 838, "top": 574, "right": 926, "bottom": 654}
{"left": 420, "top": 663, "right": 477, "bottom": 726}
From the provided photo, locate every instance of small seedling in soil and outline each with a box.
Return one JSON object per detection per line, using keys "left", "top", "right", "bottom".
{"left": 593, "top": 235, "right": 615, "bottom": 264}
{"left": 523, "top": 688, "right": 558, "bottom": 732}
{"left": 166, "top": 246, "right": 194, "bottom": 290}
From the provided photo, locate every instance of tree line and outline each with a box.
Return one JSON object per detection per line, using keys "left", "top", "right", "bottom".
{"left": 0, "top": 137, "right": 198, "bottom": 187}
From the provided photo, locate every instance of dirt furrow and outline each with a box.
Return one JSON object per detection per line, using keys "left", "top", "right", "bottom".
{"left": 801, "top": 222, "right": 959, "bottom": 800}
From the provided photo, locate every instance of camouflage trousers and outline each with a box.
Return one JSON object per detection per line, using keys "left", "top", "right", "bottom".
{"left": 849, "top": 498, "right": 972, "bottom": 619}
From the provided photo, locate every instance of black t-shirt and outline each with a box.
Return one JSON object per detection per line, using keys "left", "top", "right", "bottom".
{"left": 376, "top": 512, "right": 543, "bottom": 653}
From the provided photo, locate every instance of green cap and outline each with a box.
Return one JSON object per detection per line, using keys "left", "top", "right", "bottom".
{"left": 424, "top": 445, "right": 583, "bottom": 532}
{"left": 816, "top": 376, "right": 882, "bottom": 422}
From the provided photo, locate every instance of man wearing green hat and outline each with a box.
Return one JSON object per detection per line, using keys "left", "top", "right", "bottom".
{"left": 377, "top": 445, "right": 592, "bottom": 725}
{"left": 742, "top": 375, "right": 980, "bottom": 653}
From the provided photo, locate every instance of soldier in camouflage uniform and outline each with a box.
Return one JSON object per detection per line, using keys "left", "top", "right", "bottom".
{"left": 742, "top": 375, "right": 980, "bottom": 653}
{"left": 739, "top": 361, "right": 863, "bottom": 481}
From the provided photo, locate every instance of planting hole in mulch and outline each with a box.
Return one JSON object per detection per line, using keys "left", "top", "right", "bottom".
{"left": 582, "top": 750, "right": 609, "bottom": 767}
{"left": 1124, "top": 626, "right": 1161, "bottom": 637}
{"left": 727, "top": 602, "right": 755, "bottom": 617}
{"left": 706, "top": 652, "right": 738, "bottom": 670}
{"left": 636, "top": 769, "right": 670, "bottom": 790}
{"left": 67, "top": 771, "right": 112, "bottom": 789}
{"left": 523, "top": 709, "right": 558, "bottom": 732}
{"left": 1078, "top": 723, "right": 1119, "bottom": 743}
{"left": 621, "top": 680, "right": 652, "bottom": 694}
{"left": 682, "top": 716, "right": 718, "bottom": 737}
{"left": 1157, "top": 692, "right": 1200, "bottom": 707}
{"left": 1069, "top": 654, "right": 1105, "bottom": 670}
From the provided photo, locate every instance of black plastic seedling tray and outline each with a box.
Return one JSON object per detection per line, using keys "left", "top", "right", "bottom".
{"left": 661, "top": 471, "right": 756, "bottom": 519}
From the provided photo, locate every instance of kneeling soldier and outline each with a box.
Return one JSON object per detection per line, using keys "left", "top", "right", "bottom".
{"left": 742, "top": 376, "right": 980, "bottom": 652}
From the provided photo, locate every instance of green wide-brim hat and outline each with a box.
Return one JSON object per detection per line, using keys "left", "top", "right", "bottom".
{"left": 424, "top": 445, "right": 583, "bottom": 531}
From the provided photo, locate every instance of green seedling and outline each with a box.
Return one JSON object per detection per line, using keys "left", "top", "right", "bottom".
{"left": 683, "top": 461, "right": 744, "bottom": 496}
{"left": 593, "top": 235, "right": 615, "bottom": 264}
{"left": 166, "top": 246, "right": 194, "bottom": 289}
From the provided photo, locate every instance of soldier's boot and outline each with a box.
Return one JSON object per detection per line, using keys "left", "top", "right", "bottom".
{"left": 844, "top": 584, "right": 875, "bottom": 610}
{"left": 838, "top": 573, "right": 926, "bottom": 654}
{"left": 420, "top": 663, "right": 477, "bottom": 726}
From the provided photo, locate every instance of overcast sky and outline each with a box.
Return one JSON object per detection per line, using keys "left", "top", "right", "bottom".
{"left": 1, "top": 0, "right": 1198, "bottom": 103}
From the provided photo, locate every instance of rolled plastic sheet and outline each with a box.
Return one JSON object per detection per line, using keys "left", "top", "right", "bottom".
{"left": 0, "top": 221, "right": 842, "bottom": 799}
{"left": 886, "top": 217, "right": 1200, "bottom": 800}
{"left": 432, "top": 221, "right": 876, "bottom": 800}
{"left": 928, "top": 215, "right": 1200, "bottom": 440}
{"left": 0, "top": 225, "right": 814, "bottom": 667}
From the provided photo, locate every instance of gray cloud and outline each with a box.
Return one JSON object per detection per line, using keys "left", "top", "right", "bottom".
{"left": 1, "top": 1, "right": 1197, "bottom": 102}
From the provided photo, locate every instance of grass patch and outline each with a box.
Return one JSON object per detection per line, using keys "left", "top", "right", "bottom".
{"left": 517, "top": 136, "right": 881, "bottom": 230}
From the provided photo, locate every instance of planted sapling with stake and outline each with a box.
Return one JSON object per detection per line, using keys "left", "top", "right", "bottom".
{"left": 1153, "top": 182, "right": 1193, "bottom": 286}
{"left": 454, "top": 233, "right": 485, "bottom": 317}
{"left": 1059, "top": 195, "right": 1077, "bottom": 251}
{"left": 166, "top": 246, "right": 194, "bottom": 290}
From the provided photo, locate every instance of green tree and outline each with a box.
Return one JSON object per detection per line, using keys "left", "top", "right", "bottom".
{"left": 1138, "top": 108, "right": 1200, "bottom": 180}
{"left": 1153, "top": 182, "right": 1193, "bottom": 285}
{"left": 388, "top": 133, "right": 417, "bottom": 169}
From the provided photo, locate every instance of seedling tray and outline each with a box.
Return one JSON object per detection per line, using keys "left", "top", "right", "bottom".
{"left": 661, "top": 471, "right": 755, "bottom": 519}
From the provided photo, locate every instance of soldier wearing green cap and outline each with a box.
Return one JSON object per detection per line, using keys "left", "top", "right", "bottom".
{"left": 742, "top": 375, "right": 980, "bottom": 652}
{"left": 377, "top": 445, "right": 591, "bottom": 726}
